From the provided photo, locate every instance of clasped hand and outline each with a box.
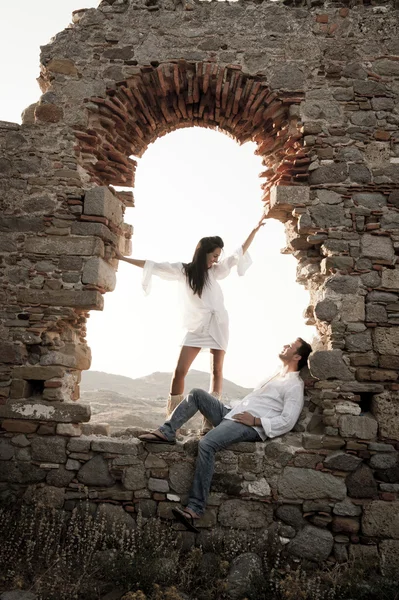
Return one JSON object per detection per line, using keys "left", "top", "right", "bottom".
{"left": 232, "top": 411, "right": 256, "bottom": 426}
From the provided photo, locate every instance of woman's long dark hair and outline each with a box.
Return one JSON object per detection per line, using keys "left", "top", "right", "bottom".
{"left": 183, "top": 236, "right": 224, "bottom": 297}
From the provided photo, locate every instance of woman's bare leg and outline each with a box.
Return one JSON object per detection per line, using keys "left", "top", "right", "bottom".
{"left": 209, "top": 349, "right": 226, "bottom": 396}
{"left": 170, "top": 346, "right": 201, "bottom": 395}
{"left": 202, "top": 349, "right": 226, "bottom": 433}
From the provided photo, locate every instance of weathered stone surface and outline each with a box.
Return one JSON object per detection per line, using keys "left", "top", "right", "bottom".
{"left": 0, "top": 438, "right": 16, "bottom": 461}
{"left": 314, "top": 299, "right": 338, "bottom": 322}
{"left": 24, "top": 485, "right": 65, "bottom": 508}
{"left": 97, "top": 503, "right": 136, "bottom": 531}
{"left": 24, "top": 235, "right": 104, "bottom": 257}
{"left": 309, "top": 163, "right": 347, "bottom": 185}
{"left": 225, "top": 553, "right": 263, "bottom": 600}
{"left": 0, "top": 343, "right": 25, "bottom": 365}
{"left": 12, "top": 366, "right": 65, "bottom": 380}
{"left": 122, "top": 464, "right": 146, "bottom": 491}
{"left": 362, "top": 501, "right": 399, "bottom": 538}
{"left": 381, "top": 268, "right": 399, "bottom": 290}
{"left": 169, "top": 462, "right": 195, "bottom": 494}
{"left": 46, "top": 465, "right": 75, "bottom": 487}
{"left": 0, "top": 400, "right": 90, "bottom": 423}
{"left": 287, "top": 525, "right": 334, "bottom": 563}
{"left": 346, "top": 464, "right": 378, "bottom": 499}
{"left": 91, "top": 438, "right": 139, "bottom": 454}
{"left": 324, "top": 452, "right": 362, "bottom": 472}
{"left": 0, "top": 461, "right": 46, "bottom": 484}
{"left": 373, "top": 328, "right": 399, "bottom": 357}
{"left": 31, "top": 436, "right": 67, "bottom": 463}
{"left": 247, "top": 478, "right": 271, "bottom": 497}
{"left": 345, "top": 330, "right": 372, "bottom": 353}
{"left": 17, "top": 289, "right": 104, "bottom": 310}
{"left": 41, "top": 344, "right": 91, "bottom": 370}
{"left": 309, "top": 350, "right": 353, "bottom": 381}
{"left": 370, "top": 453, "right": 397, "bottom": 470}
{"left": 84, "top": 188, "right": 123, "bottom": 225}
{"left": 339, "top": 414, "right": 378, "bottom": 440}
{"left": 278, "top": 467, "right": 346, "bottom": 501}
{"left": 354, "top": 191, "right": 386, "bottom": 208}
{"left": 77, "top": 455, "right": 115, "bottom": 487}
{"left": 333, "top": 498, "right": 362, "bottom": 517}
{"left": 372, "top": 391, "right": 399, "bottom": 440}
{"left": 218, "top": 499, "right": 273, "bottom": 529}
{"left": 275, "top": 504, "right": 306, "bottom": 530}
{"left": 360, "top": 234, "right": 395, "bottom": 263}
{"left": 0, "top": 592, "right": 37, "bottom": 600}
{"left": 82, "top": 257, "right": 116, "bottom": 291}
{"left": 380, "top": 540, "right": 399, "bottom": 578}
{"left": 148, "top": 477, "right": 169, "bottom": 493}
{"left": 325, "top": 275, "right": 360, "bottom": 295}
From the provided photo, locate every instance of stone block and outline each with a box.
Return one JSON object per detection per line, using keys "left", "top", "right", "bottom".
{"left": 324, "top": 452, "right": 362, "bottom": 471}
{"left": 218, "top": 499, "right": 273, "bottom": 529}
{"left": 360, "top": 234, "right": 395, "bottom": 264}
{"left": 325, "top": 275, "right": 360, "bottom": 295}
{"left": 345, "top": 330, "right": 372, "bottom": 353}
{"left": 349, "top": 544, "right": 379, "bottom": 568}
{"left": 278, "top": 467, "right": 346, "bottom": 501}
{"left": 362, "top": 501, "right": 399, "bottom": 538}
{"left": 309, "top": 350, "right": 353, "bottom": 381}
{"left": 77, "top": 455, "right": 115, "bottom": 487}
{"left": 341, "top": 296, "right": 365, "bottom": 323}
{"left": 314, "top": 299, "right": 338, "bottom": 322}
{"left": 369, "top": 453, "right": 398, "bottom": 470}
{"left": 380, "top": 540, "right": 399, "bottom": 578}
{"left": 169, "top": 462, "right": 195, "bottom": 494}
{"left": 0, "top": 343, "right": 25, "bottom": 365}
{"left": 122, "top": 464, "right": 146, "bottom": 490}
{"left": 269, "top": 64, "right": 305, "bottom": 90}
{"left": 287, "top": 526, "right": 334, "bottom": 563}
{"left": 31, "top": 436, "right": 67, "bottom": 463}
{"left": 346, "top": 464, "right": 378, "bottom": 499}
{"left": 17, "top": 289, "right": 104, "bottom": 310}
{"left": 269, "top": 186, "right": 310, "bottom": 213}
{"left": 381, "top": 268, "right": 399, "bottom": 290}
{"left": 372, "top": 391, "right": 399, "bottom": 440}
{"left": 226, "top": 553, "right": 263, "bottom": 600}
{"left": 24, "top": 235, "right": 104, "bottom": 257}
{"left": 71, "top": 221, "right": 118, "bottom": 245}
{"left": 24, "top": 485, "right": 65, "bottom": 508}
{"left": 339, "top": 414, "right": 377, "bottom": 440}
{"left": 97, "top": 503, "right": 136, "bottom": 531}
{"left": 41, "top": 344, "right": 91, "bottom": 370}
{"left": 148, "top": 477, "right": 169, "bottom": 493}
{"left": 333, "top": 498, "right": 362, "bottom": 517}
{"left": 0, "top": 400, "right": 90, "bottom": 423}
{"left": 91, "top": 438, "right": 139, "bottom": 454}
{"left": 352, "top": 192, "right": 387, "bottom": 209}
{"left": 310, "top": 204, "right": 346, "bottom": 228}
{"left": 309, "top": 163, "right": 347, "bottom": 185}
{"left": 82, "top": 257, "right": 116, "bottom": 291}
{"left": 57, "top": 423, "right": 82, "bottom": 437}
{"left": 13, "top": 366, "right": 66, "bottom": 381}
{"left": 84, "top": 187, "right": 123, "bottom": 226}
{"left": 373, "top": 328, "right": 399, "bottom": 356}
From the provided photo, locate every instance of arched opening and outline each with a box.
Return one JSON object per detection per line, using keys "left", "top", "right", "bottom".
{"left": 84, "top": 126, "right": 314, "bottom": 430}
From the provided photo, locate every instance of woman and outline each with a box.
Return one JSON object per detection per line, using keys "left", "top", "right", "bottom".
{"left": 114, "top": 216, "right": 265, "bottom": 428}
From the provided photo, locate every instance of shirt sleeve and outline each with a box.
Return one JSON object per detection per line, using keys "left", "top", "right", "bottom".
{"left": 142, "top": 261, "right": 184, "bottom": 295}
{"left": 260, "top": 381, "right": 304, "bottom": 439}
{"left": 213, "top": 246, "right": 253, "bottom": 280}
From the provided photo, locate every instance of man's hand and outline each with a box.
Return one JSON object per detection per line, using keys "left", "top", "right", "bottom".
{"left": 232, "top": 412, "right": 256, "bottom": 426}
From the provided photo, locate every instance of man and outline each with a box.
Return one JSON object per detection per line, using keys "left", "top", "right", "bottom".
{"left": 139, "top": 337, "right": 312, "bottom": 533}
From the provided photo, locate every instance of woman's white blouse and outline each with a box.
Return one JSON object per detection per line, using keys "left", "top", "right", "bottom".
{"left": 142, "top": 247, "right": 252, "bottom": 351}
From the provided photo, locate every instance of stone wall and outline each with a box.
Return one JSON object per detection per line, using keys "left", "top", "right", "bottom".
{"left": 1, "top": 0, "right": 399, "bottom": 570}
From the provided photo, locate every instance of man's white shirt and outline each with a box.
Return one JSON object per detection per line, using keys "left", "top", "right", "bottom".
{"left": 224, "top": 371, "right": 304, "bottom": 441}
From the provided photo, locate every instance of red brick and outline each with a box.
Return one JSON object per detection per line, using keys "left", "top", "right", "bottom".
{"left": 316, "top": 14, "right": 329, "bottom": 23}
{"left": 375, "top": 130, "right": 391, "bottom": 141}
{"left": 339, "top": 7, "right": 349, "bottom": 17}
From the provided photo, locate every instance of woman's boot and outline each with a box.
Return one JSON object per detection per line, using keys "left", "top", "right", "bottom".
{"left": 201, "top": 391, "right": 221, "bottom": 435}
{"left": 166, "top": 393, "right": 184, "bottom": 419}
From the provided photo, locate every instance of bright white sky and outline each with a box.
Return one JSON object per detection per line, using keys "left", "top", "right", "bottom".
{"left": 2, "top": 1, "right": 315, "bottom": 389}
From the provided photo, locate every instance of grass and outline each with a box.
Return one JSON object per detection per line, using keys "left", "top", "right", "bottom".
{"left": 0, "top": 502, "right": 398, "bottom": 600}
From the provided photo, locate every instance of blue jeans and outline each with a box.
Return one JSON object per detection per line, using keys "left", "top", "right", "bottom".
{"left": 159, "top": 388, "right": 261, "bottom": 515}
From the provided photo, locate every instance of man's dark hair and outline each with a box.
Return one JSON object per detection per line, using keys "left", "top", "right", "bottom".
{"left": 296, "top": 338, "right": 312, "bottom": 371}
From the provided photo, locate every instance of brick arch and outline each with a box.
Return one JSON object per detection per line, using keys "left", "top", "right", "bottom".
{"left": 74, "top": 61, "right": 309, "bottom": 201}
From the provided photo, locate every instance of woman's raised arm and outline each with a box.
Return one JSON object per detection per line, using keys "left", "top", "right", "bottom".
{"left": 241, "top": 214, "right": 266, "bottom": 255}
{"left": 114, "top": 248, "right": 145, "bottom": 269}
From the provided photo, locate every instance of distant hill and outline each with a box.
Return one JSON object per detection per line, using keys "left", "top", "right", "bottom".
{"left": 80, "top": 370, "right": 251, "bottom": 432}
